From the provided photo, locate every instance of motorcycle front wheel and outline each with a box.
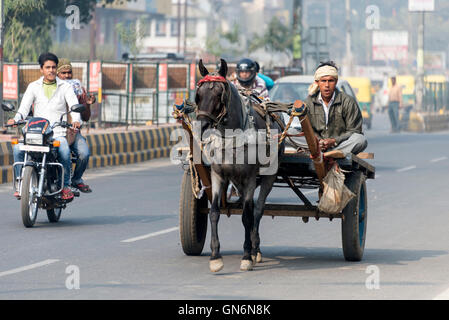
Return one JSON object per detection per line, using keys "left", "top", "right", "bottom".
{"left": 21, "top": 166, "right": 39, "bottom": 228}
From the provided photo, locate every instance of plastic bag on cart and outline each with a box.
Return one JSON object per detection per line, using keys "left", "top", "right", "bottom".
{"left": 318, "top": 163, "right": 355, "bottom": 214}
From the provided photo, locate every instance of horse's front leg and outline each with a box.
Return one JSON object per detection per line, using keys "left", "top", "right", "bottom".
{"left": 209, "top": 170, "right": 226, "bottom": 272}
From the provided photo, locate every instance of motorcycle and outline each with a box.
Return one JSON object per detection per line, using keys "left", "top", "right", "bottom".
{"left": 2, "top": 102, "right": 86, "bottom": 228}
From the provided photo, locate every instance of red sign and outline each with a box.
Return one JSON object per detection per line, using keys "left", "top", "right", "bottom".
{"left": 129, "top": 64, "right": 133, "bottom": 93}
{"left": 190, "top": 63, "right": 196, "bottom": 90}
{"left": 89, "top": 61, "right": 101, "bottom": 93}
{"left": 3, "top": 64, "right": 18, "bottom": 100}
{"left": 158, "top": 64, "right": 168, "bottom": 91}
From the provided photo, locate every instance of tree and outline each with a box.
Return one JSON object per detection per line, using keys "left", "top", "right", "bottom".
{"left": 3, "top": 0, "right": 132, "bottom": 62}
{"left": 205, "top": 23, "right": 246, "bottom": 59}
{"left": 248, "top": 17, "right": 294, "bottom": 57}
{"left": 115, "top": 17, "right": 147, "bottom": 56}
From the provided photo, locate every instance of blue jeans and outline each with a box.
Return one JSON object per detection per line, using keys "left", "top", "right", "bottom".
{"left": 388, "top": 101, "right": 400, "bottom": 132}
{"left": 14, "top": 136, "right": 72, "bottom": 187}
{"left": 70, "top": 133, "right": 90, "bottom": 185}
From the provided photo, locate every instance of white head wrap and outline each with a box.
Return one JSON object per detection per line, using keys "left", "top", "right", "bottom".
{"left": 308, "top": 65, "right": 339, "bottom": 96}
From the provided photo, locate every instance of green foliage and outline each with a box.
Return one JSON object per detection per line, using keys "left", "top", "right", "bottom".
{"left": 3, "top": 0, "right": 133, "bottom": 62}
{"left": 205, "top": 23, "right": 245, "bottom": 59}
{"left": 115, "top": 17, "right": 147, "bottom": 56}
{"left": 248, "top": 17, "right": 294, "bottom": 56}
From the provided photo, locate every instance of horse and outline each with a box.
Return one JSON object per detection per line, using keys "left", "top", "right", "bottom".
{"left": 195, "top": 59, "right": 284, "bottom": 272}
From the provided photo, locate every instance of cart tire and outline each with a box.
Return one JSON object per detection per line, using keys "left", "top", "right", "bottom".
{"left": 179, "top": 170, "right": 208, "bottom": 256}
{"left": 341, "top": 170, "right": 367, "bottom": 261}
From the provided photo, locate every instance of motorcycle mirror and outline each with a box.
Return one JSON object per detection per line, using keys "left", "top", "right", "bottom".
{"left": 1, "top": 102, "right": 15, "bottom": 112}
{"left": 70, "top": 104, "right": 86, "bottom": 113}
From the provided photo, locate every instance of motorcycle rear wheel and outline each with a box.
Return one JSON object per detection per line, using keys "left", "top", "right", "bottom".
{"left": 47, "top": 208, "right": 62, "bottom": 223}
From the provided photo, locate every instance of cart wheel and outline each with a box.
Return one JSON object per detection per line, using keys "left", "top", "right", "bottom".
{"left": 179, "top": 169, "right": 208, "bottom": 256}
{"left": 341, "top": 170, "right": 367, "bottom": 261}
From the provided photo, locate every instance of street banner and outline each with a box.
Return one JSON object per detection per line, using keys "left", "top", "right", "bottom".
{"left": 190, "top": 63, "right": 196, "bottom": 90}
{"left": 3, "top": 64, "right": 18, "bottom": 100}
{"left": 89, "top": 61, "right": 101, "bottom": 93}
{"left": 159, "top": 63, "right": 168, "bottom": 92}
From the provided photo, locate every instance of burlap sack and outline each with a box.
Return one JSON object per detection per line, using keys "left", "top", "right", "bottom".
{"left": 318, "top": 163, "right": 355, "bottom": 214}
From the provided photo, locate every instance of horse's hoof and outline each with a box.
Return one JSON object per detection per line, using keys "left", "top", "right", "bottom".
{"left": 210, "top": 258, "right": 224, "bottom": 273}
{"left": 240, "top": 259, "right": 253, "bottom": 271}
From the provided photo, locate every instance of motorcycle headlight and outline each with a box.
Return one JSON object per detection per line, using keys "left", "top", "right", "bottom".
{"left": 25, "top": 133, "right": 44, "bottom": 145}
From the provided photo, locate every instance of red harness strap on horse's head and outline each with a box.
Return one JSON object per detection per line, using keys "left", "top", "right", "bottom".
{"left": 197, "top": 75, "right": 227, "bottom": 87}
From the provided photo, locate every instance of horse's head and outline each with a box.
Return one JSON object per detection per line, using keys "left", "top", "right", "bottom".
{"left": 195, "top": 59, "right": 229, "bottom": 133}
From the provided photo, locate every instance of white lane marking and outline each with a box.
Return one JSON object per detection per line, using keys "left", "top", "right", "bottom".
{"left": 0, "top": 259, "right": 59, "bottom": 278}
{"left": 121, "top": 227, "right": 179, "bottom": 243}
{"left": 433, "top": 287, "right": 449, "bottom": 300}
{"left": 430, "top": 157, "right": 448, "bottom": 163}
{"left": 396, "top": 166, "right": 416, "bottom": 173}
{"left": 84, "top": 159, "right": 175, "bottom": 180}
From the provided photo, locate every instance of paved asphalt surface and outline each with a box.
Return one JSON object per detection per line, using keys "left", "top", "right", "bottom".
{"left": 1, "top": 113, "right": 449, "bottom": 300}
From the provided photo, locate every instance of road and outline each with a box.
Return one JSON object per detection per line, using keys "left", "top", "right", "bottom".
{"left": 1, "top": 113, "right": 449, "bottom": 300}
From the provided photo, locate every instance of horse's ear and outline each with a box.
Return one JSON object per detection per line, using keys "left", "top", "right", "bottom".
{"left": 198, "top": 59, "right": 209, "bottom": 77}
{"left": 218, "top": 59, "right": 228, "bottom": 79}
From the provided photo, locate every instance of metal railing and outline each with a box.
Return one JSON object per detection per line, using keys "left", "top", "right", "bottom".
{"left": 424, "top": 81, "right": 449, "bottom": 113}
{"left": 2, "top": 60, "right": 198, "bottom": 129}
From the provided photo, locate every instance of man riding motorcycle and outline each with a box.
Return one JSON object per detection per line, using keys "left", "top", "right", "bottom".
{"left": 233, "top": 58, "right": 269, "bottom": 100}
{"left": 56, "top": 58, "right": 93, "bottom": 193}
{"left": 7, "top": 52, "right": 81, "bottom": 200}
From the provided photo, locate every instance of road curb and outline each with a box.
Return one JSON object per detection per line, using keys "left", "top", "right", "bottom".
{"left": 0, "top": 125, "right": 180, "bottom": 185}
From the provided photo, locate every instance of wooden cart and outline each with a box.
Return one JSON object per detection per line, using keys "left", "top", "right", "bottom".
{"left": 175, "top": 99, "right": 375, "bottom": 262}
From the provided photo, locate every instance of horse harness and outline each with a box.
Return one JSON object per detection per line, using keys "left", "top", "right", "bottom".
{"left": 195, "top": 74, "right": 232, "bottom": 130}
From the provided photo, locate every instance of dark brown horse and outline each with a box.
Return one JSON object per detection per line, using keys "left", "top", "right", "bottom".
{"left": 195, "top": 59, "right": 283, "bottom": 272}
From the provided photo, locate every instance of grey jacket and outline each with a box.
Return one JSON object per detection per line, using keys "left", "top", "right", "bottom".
{"left": 305, "top": 89, "right": 363, "bottom": 144}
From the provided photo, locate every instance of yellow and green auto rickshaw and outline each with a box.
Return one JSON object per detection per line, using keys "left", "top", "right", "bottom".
{"left": 345, "top": 77, "right": 373, "bottom": 129}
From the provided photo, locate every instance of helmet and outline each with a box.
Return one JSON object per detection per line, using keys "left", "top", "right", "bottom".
{"left": 236, "top": 58, "right": 257, "bottom": 87}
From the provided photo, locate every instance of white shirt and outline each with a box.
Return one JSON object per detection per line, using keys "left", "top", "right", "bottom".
{"left": 318, "top": 91, "right": 336, "bottom": 126}
{"left": 14, "top": 76, "right": 81, "bottom": 138}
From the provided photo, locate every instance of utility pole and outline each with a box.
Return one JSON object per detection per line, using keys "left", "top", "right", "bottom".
{"left": 183, "top": 0, "right": 187, "bottom": 54}
{"left": 177, "top": 0, "right": 181, "bottom": 54}
{"left": 345, "top": 0, "right": 353, "bottom": 76}
{"left": 90, "top": 8, "right": 97, "bottom": 60}
{"left": 409, "top": 0, "right": 434, "bottom": 112}
{"left": 415, "top": 12, "right": 425, "bottom": 111}
{"left": 292, "top": 0, "right": 303, "bottom": 71}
